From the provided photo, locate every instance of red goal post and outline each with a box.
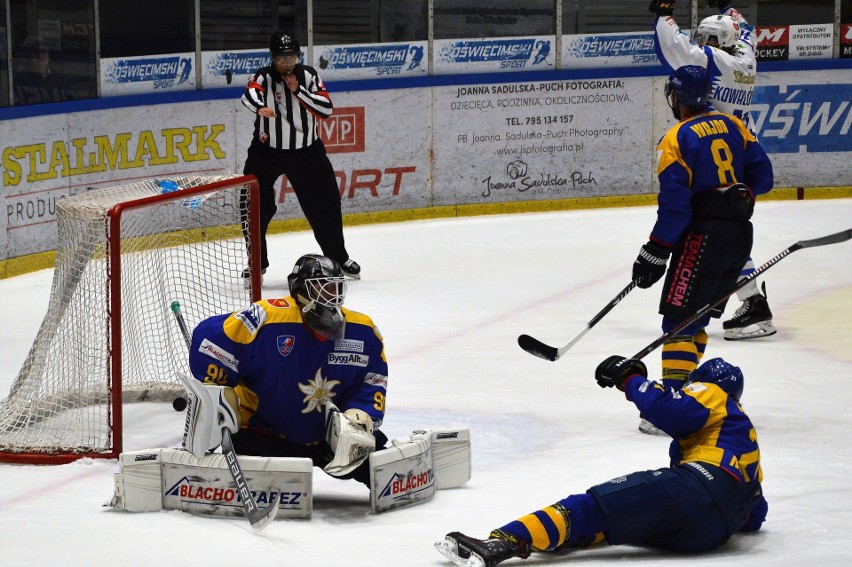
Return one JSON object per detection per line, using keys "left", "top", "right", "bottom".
{"left": 0, "top": 174, "right": 261, "bottom": 464}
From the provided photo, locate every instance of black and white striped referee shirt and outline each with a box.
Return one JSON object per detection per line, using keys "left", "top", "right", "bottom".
{"left": 240, "top": 64, "right": 333, "bottom": 151}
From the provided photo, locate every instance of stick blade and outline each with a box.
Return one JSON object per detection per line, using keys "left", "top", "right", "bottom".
{"left": 517, "top": 334, "right": 559, "bottom": 361}
{"left": 796, "top": 228, "right": 852, "bottom": 249}
{"left": 249, "top": 492, "right": 281, "bottom": 531}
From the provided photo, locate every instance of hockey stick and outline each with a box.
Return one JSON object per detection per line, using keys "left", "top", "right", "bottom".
{"left": 632, "top": 228, "right": 852, "bottom": 360}
{"left": 518, "top": 280, "right": 638, "bottom": 361}
{"left": 170, "top": 301, "right": 280, "bottom": 530}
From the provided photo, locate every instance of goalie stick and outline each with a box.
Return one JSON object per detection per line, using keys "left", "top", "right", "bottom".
{"left": 518, "top": 280, "right": 638, "bottom": 361}
{"left": 631, "top": 228, "right": 852, "bottom": 360}
{"left": 170, "top": 301, "right": 280, "bottom": 531}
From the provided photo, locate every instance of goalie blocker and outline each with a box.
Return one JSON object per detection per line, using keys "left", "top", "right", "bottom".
{"left": 108, "top": 427, "right": 471, "bottom": 518}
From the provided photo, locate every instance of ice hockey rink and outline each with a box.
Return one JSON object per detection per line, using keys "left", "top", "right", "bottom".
{"left": 1, "top": 198, "right": 850, "bottom": 566}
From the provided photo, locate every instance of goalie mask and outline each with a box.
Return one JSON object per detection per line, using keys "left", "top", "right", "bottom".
{"left": 694, "top": 15, "right": 740, "bottom": 51}
{"left": 288, "top": 254, "right": 347, "bottom": 340}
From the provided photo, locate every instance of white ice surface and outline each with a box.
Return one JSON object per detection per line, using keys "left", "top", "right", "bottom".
{"left": 1, "top": 199, "right": 850, "bottom": 566}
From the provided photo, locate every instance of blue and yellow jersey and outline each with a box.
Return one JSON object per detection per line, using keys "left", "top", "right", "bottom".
{"left": 188, "top": 297, "right": 388, "bottom": 445}
{"left": 625, "top": 377, "right": 762, "bottom": 484}
{"left": 651, "top": 111, "right": 773, "bottom": 246}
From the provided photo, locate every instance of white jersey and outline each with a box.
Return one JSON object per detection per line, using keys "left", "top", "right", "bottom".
{"left": 654, "top": 10, "right": 757, "bottom": 125}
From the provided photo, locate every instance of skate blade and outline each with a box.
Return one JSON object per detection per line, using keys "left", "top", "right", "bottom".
{"left": 723, "top": 321, "right": 777, "bottom": 341}
{"left": 638, "top": 418, "right": 666, "bottom": 436}
{"left": 434, "top": 538, "right": 485, "bottom": 567}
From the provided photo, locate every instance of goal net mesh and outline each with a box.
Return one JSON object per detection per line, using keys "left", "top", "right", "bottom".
{"left": 0, "top": 174, "right": 259, "bottom": 462}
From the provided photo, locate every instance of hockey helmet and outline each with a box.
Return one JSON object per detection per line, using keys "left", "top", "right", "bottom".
{"left": 288, "top": 254, "right": 347, "bottom": 339}
{"left": 665, "top": 65, "right": 711, "bottom": 107}
{"left": 694, "top": 15, "right": 740, "bottom": 50}
{"left": 687, "top": 358, "right": 744, "bottom": 401}
{"left": 269, "top": 31, "right": 300, "bottom": 56}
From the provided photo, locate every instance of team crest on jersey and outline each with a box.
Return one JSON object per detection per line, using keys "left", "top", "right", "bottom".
{"left": 277, "top": 335, "right": 296, "bottom": 356}
{"left": 267, "top": 298, "right": 291, "bottom": 308}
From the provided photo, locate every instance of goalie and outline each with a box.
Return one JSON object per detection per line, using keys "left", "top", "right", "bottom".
{"left": 184, "top": 253, "right": 388, "bottom": 485}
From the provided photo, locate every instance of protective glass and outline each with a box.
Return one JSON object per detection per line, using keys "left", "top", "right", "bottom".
{"left": 272, "top": 54, "right": 300, "bottom": 65}
{"left": 305, "top": 276, "right": 347, "bottom": 308}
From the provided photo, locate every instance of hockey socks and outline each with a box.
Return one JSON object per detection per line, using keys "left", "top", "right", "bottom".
{"left": 496, "top": 493, "right": 606, "bottom": 552}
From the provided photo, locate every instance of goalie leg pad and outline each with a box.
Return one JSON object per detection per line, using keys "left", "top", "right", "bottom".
{"left": 420, "top": 428, "right": 471, "bottom": 489}
{"left": 108, "top": 449, "right": 314, "bottom": 519}
{"left": 108, "top": 450, "right": 164, "bottom": 512}
{"left": 369, "top": 435, "right": 435, "bottom": 514}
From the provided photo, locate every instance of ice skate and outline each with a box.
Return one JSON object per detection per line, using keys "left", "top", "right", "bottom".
{"left": 435, "top": 530, "right": 530, "bottom": 567}
{"left": 242, "top": 267, "right": 266, "bottom": 289}
{"left": 341, "top": 258, "right": 361, "bottom": 280}
{"left": 638, "top": 417, "right": 666, "bottom": 436}
{"left": 723, "top": 284, "right": 776, "bottom": 340}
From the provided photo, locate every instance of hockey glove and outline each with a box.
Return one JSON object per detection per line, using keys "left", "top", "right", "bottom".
{"left": 633, "top": 241, "right": 670, "bottom": 288}
{"left": 648, "top": 0, "right": 676, "bottom": 16}
{"left": 707, "top": 0, "right": 733, "bottom": 12}
{"left": 595, "top": 355, "right": 648, "bottom": 391}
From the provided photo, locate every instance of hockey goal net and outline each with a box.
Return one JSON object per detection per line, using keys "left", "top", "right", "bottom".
{"left": 0, "top": 174, "right": 261, "bottom": 464}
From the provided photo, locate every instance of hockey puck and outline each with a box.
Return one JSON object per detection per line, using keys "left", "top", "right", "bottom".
{"left": 172, "top": 397, "right": 188, "bottom": 412}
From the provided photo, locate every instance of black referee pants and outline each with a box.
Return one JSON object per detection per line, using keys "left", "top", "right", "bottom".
{"left": 242, "top": 139, "right": 348, "bottom": 269}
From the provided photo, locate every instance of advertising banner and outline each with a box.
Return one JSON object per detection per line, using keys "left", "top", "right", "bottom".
{"left": 201, "top": 50, "right": 271, "bottom": 89}
{"left": 3, "top": 102, "right": 236, "bottom": 257}
{"left": 3, "top": 49, "right": 850, "bottom": 263}
{"left": 1, "top": 88, "right": 430, "bottom": 259}
{"left": 433, "top": 36, "right": 555, "bottom": 74}
{"left": 788, "top": 24, "right": 833, "bottom": 60}
{"left": 432, "top": 77, "right": 654, "bottom": 205}
{"left": 842, "top": 24, "right": 852, "bottom": 59}
{"left": 751, "top": 82, "right": 851, "bottom": 154}
{"left": 561, "top": 31, "right": 658, "bottom": 68}
{"left": 755, "top": 27, "right": 789, "bottom": 62}
{"left": 262, "top": 89, "right": 431, "bottom": 216}
{"left": 312, "top": 42, "right": 428, "bottom": 79}
{"left": 101, "top": 53, "right": 197, "bottom": 96}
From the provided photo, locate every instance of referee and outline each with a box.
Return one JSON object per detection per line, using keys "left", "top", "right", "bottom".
{"left": 239, "top": 31, "right": 360, "bottom": 283}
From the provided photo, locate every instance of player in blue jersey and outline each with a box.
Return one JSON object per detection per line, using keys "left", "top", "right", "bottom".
{"left": 651, "top": 0, "right": 775, "bottom": 340}
{"left": 435, "top": 356, "right": 766, "bottom": 567}
{"left": 186, "top": 254, "right": 388, "bottom": 486}
{"left": 638, "top": 63, "right": 772, "bottom": 388}
{"left": 632, "top": 63, "right": 772, "bottom": 434}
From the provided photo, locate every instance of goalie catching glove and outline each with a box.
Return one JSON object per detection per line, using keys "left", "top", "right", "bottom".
{"left": 324, "top": 403, "right": 377, "bottom": 477}
{"left": 707, "top": 0, "right": 732, "bottom": 11}
{"left": 180, "top": 373, "right": 240, "bottom": 458}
